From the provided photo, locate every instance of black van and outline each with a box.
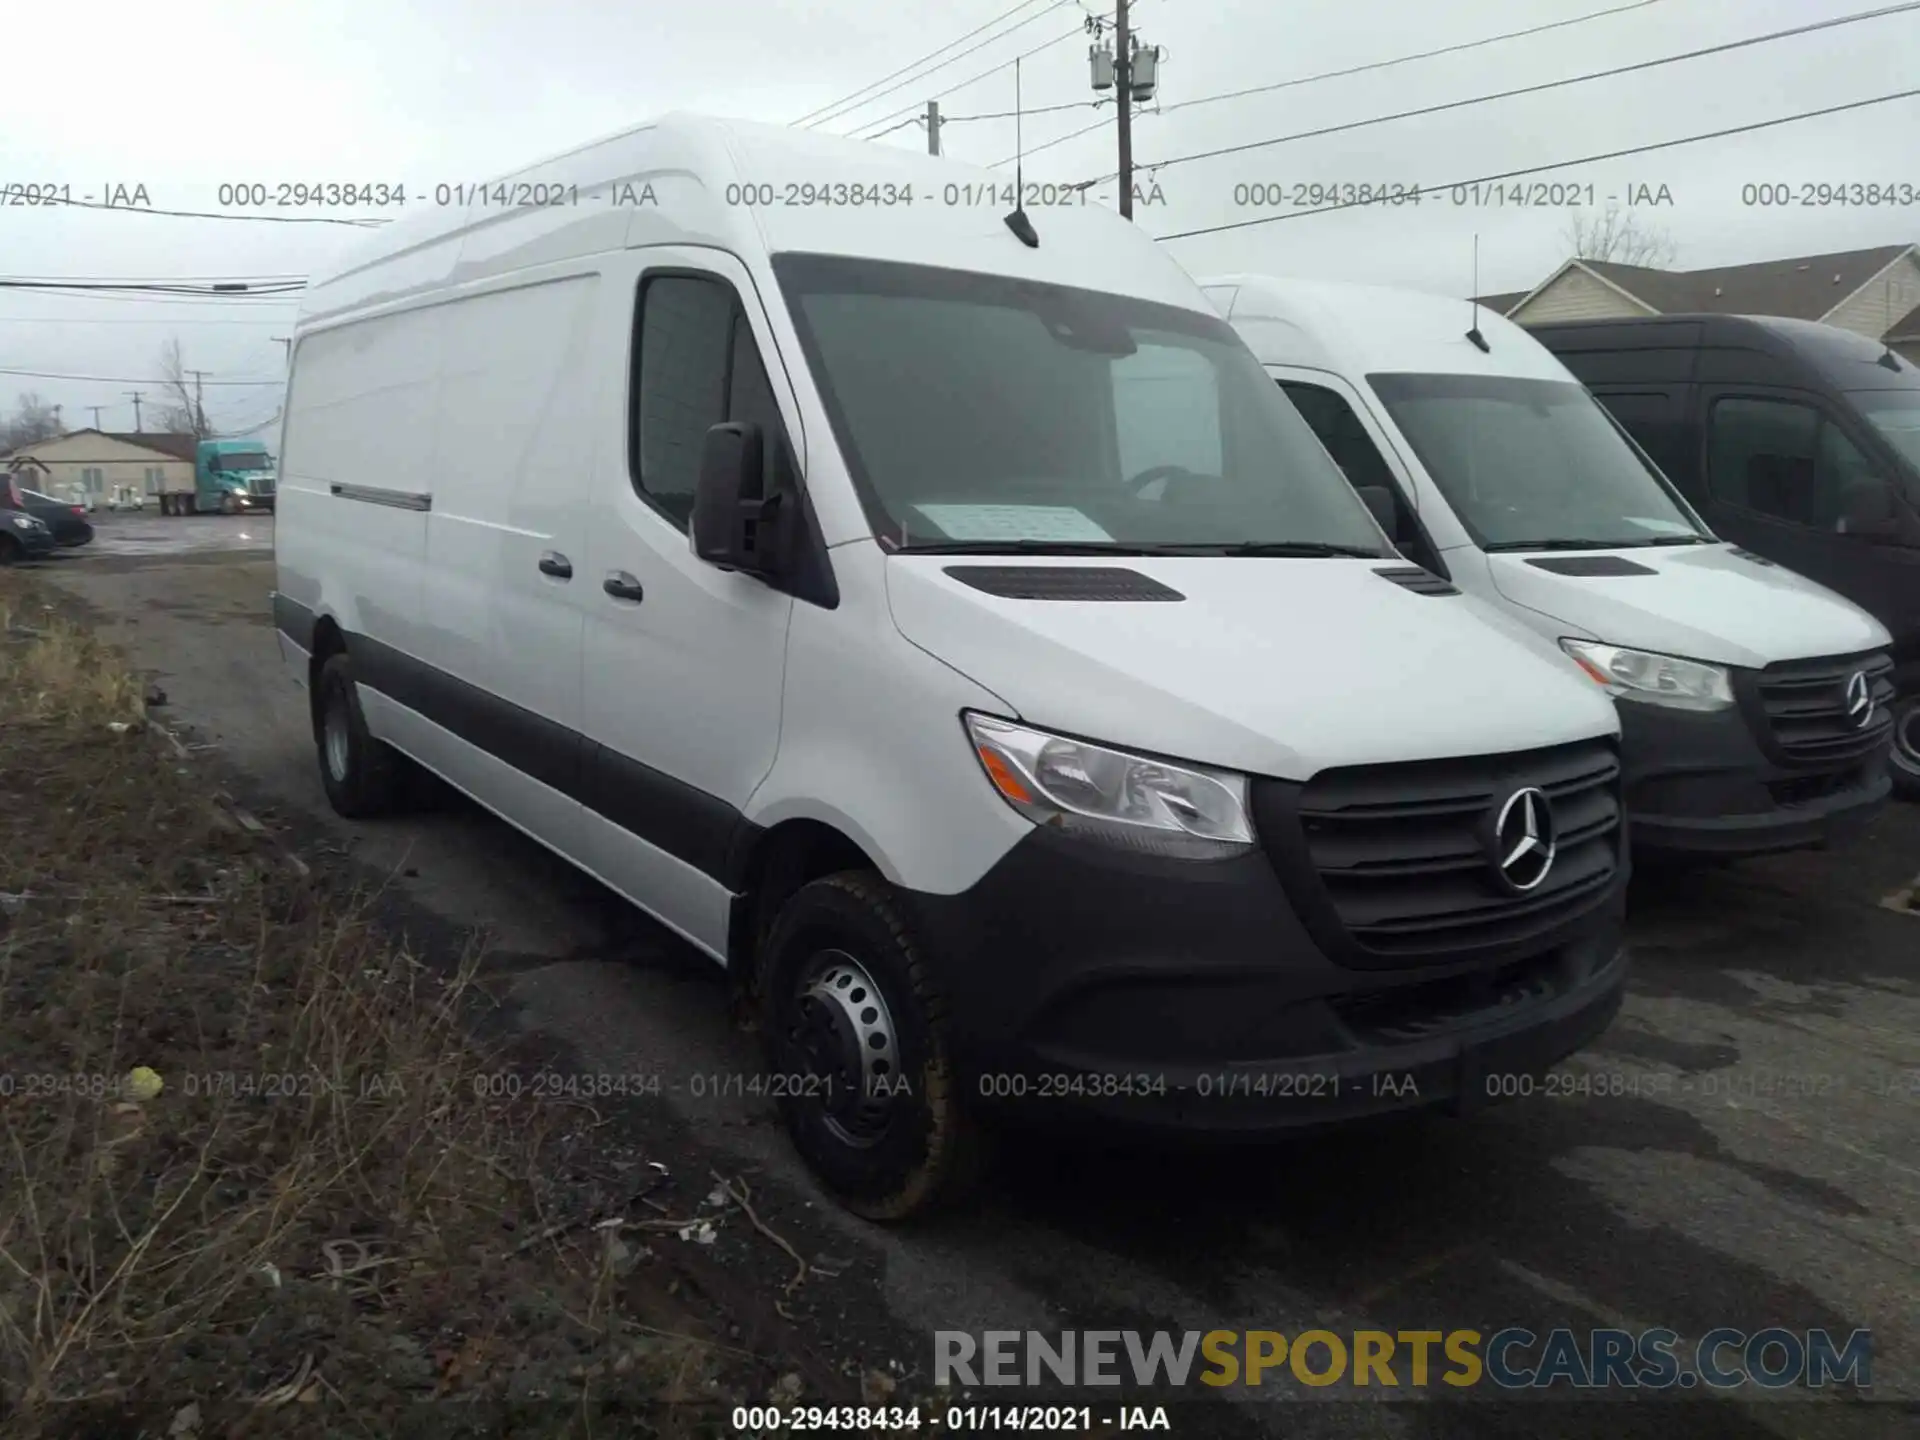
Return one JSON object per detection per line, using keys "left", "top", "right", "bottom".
{"left": 1533, "top": 314, "right": 1920, "bottom": 799}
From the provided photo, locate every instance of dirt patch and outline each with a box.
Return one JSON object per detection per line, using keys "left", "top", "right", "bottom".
{"left": 0, "top": 579, "right": 918, "bottom": 1437}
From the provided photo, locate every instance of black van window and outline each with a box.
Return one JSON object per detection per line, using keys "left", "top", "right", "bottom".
{"left": 634, "top": 275, "right": 733, "bottom": 527}
{"left": 632, "top": 275, "right": 789, "bottom": 530}
{"left": 1707, "top": 397, "right": 1881, "bottom": 531}
{"left": 1278, "top": 382, "right": 1399, "bottom": 493}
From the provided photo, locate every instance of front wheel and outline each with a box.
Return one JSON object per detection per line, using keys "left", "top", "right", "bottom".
{"left": 220, "top": 492, "right": 238, "bottom": 516}
{"left": 759, "top": 873, "right": 983, "bottom": 1221}
{"left": 1890, "top": 692, "right": 1920, "bottom": 802}
{"left": 0, "top": 534, "right": 20, "bottom": 566}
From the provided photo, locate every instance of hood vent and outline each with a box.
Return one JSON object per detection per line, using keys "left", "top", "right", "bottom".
{"left": 1729, "top": 546, "right": 1778, "bottom": 567}
{"left": 1525, "top": 555, "right": 1657, "bottom": 576}
{"left": 943, "top": 566, "right": 1185, "bottom": 601}
{"left": 1372, "top": 565, "right": 1458, "bottom": 596}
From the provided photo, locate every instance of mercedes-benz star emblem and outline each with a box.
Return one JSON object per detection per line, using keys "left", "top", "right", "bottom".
{"left": 1844, "top": 671, "right": 1873, "bottom": 730}
{"left": 1491, "top": 786, "right": 1556, "bottom": 893}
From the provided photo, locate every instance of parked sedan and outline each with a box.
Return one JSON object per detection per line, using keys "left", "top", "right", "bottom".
{"left": 0, "top": 508, "right": 57, "bottom": 563}
{"left": 16, "top": 488, "right": 95, "bottom": 547}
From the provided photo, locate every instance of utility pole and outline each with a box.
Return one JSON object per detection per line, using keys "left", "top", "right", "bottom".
{"left": 88, "top": 405, "right": 104, "bottom": 429}
{"left": 925, "top": 100, "right": 942, "bottom": 156}
{"left": 1115, "top": 0, "right": 1133, "bottom": 219}
{"left": 1090, "top": 5, "right": 1160, "bottom": 220}
{"left": 125, "top": 391, "right": 144, "bottom": 432}
{"left": 188, "top": 370, "right": 208, "bottom": 435}
{"left": 50, "top": 404, "right": 62, "bottom": 435}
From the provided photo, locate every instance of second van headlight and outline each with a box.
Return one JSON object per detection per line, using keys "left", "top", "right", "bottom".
{"left": 963, "top": 713, "right": 1255, "bottom": 859}
{"left": 1560, "top": 639, "right": 1733, "bottom": 711}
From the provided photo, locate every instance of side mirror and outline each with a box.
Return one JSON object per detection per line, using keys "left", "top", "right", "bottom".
{"left": 691, "top": 421, "right": 781, "bottom": 575}
{"left": 1356, "top": 485, "right": 1401, "bottom": 540}
{"left": 1839, "top": 483, "right": 1897, "bottom": 536}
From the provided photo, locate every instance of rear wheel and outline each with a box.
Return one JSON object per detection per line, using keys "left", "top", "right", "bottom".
{"left": 760, "top": 872, "right": 983, "bottom": 1221}
{"left": 1891, "top": 692, "right": 1920, "bottom": 802}
{"left": 315, "top": 652, "right": 407, "bottom": 818}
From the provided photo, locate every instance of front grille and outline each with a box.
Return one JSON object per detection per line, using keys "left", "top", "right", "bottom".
{"left": 1254, "top": 738, "right": 1622, "bottom": 967}
{"left": 1748, "top": 652, "right": 1895, "bottom": 766}
{"left": 248, "top": 477, "right": 276, "bottom": 496}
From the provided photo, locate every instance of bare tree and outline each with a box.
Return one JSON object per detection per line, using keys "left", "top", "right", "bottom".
{"left": 1562, "top": 201, "right": 1679, "bottom": 269}
{"left": 1, "top": 392, "right": 63, "bottom": 452}
{"left": 156, "top": 338, "right": 212, "bottom": 438}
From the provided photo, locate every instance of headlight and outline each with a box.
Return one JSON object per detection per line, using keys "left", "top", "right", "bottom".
{"left": 1560, "top": 639, "right": 1733, "bottom": 711}
{"left": 10, "top": 514, "right": 40, "bottom": 531}
{"left": 963, "top": 712, "right": 1255, "bottom": 859}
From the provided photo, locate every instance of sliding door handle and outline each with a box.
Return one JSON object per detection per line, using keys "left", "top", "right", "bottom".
{"left": 537, "top": 551, "right": 573, "bottom": 579}
{"left": 602, "top": 571, "right": 645, "bottom": 603}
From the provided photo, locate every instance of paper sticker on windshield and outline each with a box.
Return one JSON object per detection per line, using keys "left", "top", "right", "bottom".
{"left": 912, "top": 505, "right": 1113, "bottom": 542}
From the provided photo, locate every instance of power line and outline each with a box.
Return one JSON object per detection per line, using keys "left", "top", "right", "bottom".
{"left": 939, "top": 95, "right": 1101, "bottom": 122}
{"left": 0, "top": 314, "right": 295, "bottom": 327}
{"left": 1104, "top": 0, "right": 1920, "bottom": 183}
{"left": 0, "top": 279, "right": 305, "bottom": 296}
{"left": 862, "top": 114, "right": 927, "bottom": 142}
{"left": 0, "top": 365, "right": 286, "bottom": 386}
{"left": 990, "top": 105, "right": 1138, "bottom": 166}
{"left": 1153, "top": 86, "right": 1920, "bottom": 241}
{"left": 844, "top": 6, "right": 1126, "bottom": 139}
{"left": 792, "top": 0, "right": 1059, "bottom": 127}
{"left": 17, "top": 194, "right": 383, "bottom": 226}
{"left": 1156, "top": 0, "right": 1668, "bottom": 122}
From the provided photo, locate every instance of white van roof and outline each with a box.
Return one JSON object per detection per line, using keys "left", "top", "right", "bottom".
{"left": 297, "top": 113, "right": 1208, "bottom": 328}
{"left": 1199, "top": 273, "right": 1574, "bottom": 384}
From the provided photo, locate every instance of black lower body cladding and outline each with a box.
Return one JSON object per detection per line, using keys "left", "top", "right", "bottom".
{"left": 901, "top": 825, "right": 1629, "bottom": 1139}
{"left": 1618, "top": 691, "right": 1892, "bottom": 858}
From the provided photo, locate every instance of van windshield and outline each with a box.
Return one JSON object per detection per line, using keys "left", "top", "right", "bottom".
{"left": 1367, "top": 373, "right": 1710, "bottom": 551}
{"left": 772, "top": 254, "right": 1387, "bottom": 555}
{"left": 1848, "top": 389, "right": 1920, "bottom": 478}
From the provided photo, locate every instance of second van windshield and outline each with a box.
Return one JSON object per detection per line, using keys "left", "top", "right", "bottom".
{"left": 1368, "top": 372, "right": 1711, "bottom": 551}
{"left": 773, "top": 253, "right": 1386, "bottom": 554}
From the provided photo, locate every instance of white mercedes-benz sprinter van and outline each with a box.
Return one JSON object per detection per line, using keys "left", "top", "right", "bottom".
{"left": 274, "top": 115, "right": 1632, "bottom": 1219}
{"left": 1205, "top": 274, "right": 1897, "bottom": 862}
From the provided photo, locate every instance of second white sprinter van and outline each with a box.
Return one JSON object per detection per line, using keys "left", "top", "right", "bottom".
{"left": 274, "top": 115, "right": 1632, "bottom": 1219}
{"left": 1204, "top": 275, "right": 1897, "bottom": 862}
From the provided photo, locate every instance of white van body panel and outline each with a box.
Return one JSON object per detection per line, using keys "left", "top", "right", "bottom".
{"left": 883, "top": 555, "right": 1619, "bottom": 779}
{"left": 1205, "top": 273, "right": 1892, "bottom": 667}
{"left": 746, "top": 540, "right": 1034, "bottom": 896}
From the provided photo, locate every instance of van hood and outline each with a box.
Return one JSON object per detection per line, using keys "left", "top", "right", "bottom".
{"left": 885, "top": 555, "right": 1618, "bottom": 781}
{"left": 1485, "top": 543, "right": 1891, "bottom": 667}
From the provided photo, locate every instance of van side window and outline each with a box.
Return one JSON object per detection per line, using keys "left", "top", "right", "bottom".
{"left": 1277, "top": 381, "right": 1399, "bottom": 493}
{"left": 1707, "top": 397, "right": 1877, "bottom": 531}
{"left": 634, "top": 275, "right": 736, "bottom": 528}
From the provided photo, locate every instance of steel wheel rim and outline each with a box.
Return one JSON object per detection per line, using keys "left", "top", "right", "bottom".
{"left": 323, "top": 694, "right": 352, "bottom": 782}
{"left": 786, "top": 947, "right": 902, "bottom": 1148}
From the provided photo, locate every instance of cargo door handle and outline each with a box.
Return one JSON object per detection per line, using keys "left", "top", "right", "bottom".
{"left": 538, "top": 551, "right": 573, "bottom": 579}
{"left": 603, "top": 571, "right": 645, "bottom": 603}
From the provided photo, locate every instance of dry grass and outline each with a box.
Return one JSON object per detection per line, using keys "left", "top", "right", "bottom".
{"left": 0, "top": 585, "right": 762, "bottom": 1436}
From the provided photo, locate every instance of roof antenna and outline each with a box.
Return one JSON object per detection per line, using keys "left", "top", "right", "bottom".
{"left": 1003, "top": 57, "right": 1039, "bottom": 248}
{"left": 1466, "top": 232, "right": 1490, "bottom": 352}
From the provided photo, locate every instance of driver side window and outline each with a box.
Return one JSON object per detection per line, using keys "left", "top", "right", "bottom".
{"left": 1110, "top": 343, "right": 1222, "bottom": 482}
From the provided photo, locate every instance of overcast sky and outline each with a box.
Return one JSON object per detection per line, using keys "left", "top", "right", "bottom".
{"left": 3, "top": 0, "right": 1916, "bottom": 436}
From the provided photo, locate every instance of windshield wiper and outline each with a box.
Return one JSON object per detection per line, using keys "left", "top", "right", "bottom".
{"left": 895, "top": 540, "right": 1180, "bottom": 556}
{"left": 1637, "top": 534, "right": 1715, "bottom": 546}
{"left": 1484, "top": 538, "right": 1648, "bottom": 552}
{"left": 1190, "top": 541, "right": 1386, "bottom": 558}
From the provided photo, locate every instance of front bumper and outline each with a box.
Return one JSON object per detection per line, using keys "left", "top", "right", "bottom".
{"left": 1618, "top": 697, "right": 1890, "bottom": 858}
{"left": 7, "top": 525, "right": 57, "bottom": 557}
{"left": 901, "top": 826, "right": 1628, "bottom": 1139}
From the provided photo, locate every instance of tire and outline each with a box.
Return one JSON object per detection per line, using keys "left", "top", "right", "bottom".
{"left": 0, "top": 534, "right": 20, "bottom": 566}
{"left": 314, "top": 652, "right": 407, "bottom": 818}
{"left": 220, "top": 493, "right": 238, "bottom": 516}
{"left": 759, "top": 872, "right": 984, "bottom": 1221}
{"left": 1891, "top": 691, "right": 1920, "bottom": 803}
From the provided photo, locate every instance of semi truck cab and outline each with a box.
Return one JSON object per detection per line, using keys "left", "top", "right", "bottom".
{"left": 160, "top": 441, "right": 277, "bottom": 515}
